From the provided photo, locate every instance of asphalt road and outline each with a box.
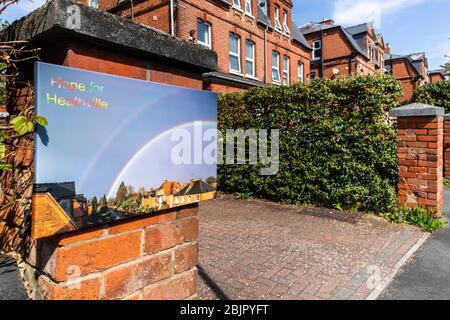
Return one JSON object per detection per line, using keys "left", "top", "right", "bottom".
{"left": 0, "top": 255, "right": 29, "bottom": 300}
{"left": 380, "top": 187, "right": 450, "bottom": 300}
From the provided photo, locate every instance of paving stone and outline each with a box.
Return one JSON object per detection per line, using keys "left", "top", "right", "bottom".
{"left": 197, "top": 196, "right": 426, "bottom": 300}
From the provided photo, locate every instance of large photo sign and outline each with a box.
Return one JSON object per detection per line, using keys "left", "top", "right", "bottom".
{"left": 33, "top": 62, "right": 217, "bottom": 238}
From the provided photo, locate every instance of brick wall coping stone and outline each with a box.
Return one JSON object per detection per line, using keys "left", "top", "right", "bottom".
{"left": 390, "top": 103, "right": 444, "bottom": 118}
{"left": 444, "top": 114, "right": 450, "bottom": 121}
{"left": 0, "top": 0, "right": 218, "bottom": 72}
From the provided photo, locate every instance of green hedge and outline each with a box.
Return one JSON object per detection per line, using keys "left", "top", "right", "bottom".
{"left": 218, "top": 75, "right": 403, "bottom": 213}
{"left": 411, "top": 81, "right": 450, "bottom": 112}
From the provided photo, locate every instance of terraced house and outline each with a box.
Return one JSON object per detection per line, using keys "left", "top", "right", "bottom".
{"left": 300, "top": 19, "right": 388, "bottom": 79}
{"left": 92, "top": 0, "right": 312, "bottom": 92}
{"left": 385, "top": 52, "right": 429, "bottom": 101}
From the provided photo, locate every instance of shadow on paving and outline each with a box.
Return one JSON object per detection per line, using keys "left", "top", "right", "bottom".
{"left": 380, "top": 187, "right": 450, "bottom": 300}
{"left": 0, "top": 255, "right": 29, "bottom": 300}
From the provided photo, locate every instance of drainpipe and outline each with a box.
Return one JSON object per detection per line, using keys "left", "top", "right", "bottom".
{"left": 170, "top": 0, "right": 175, "bottom": 36}
{"left": 264, "top": 24, "right": 269, "bottom": 83}
{"left": 319, "top": 27, "right": 324, "bottom": 78}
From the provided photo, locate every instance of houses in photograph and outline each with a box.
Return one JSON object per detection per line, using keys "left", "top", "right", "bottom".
{"left": 32, "top": 178, "right": 216, "bottom": 238}
{"left": 141, "top": 178, "right": 216, "bottom": 210}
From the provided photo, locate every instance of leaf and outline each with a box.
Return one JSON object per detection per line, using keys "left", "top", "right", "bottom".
{"left": 0, "top": 163, "right": 12, "bottom": 171}
{"left": 35, "top": 116, "right": 48, "bottom": 127}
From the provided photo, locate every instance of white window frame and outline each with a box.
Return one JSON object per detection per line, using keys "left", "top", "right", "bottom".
{"left": 312, "top": 40, "right": 321, "bottom": 60}
{"left": 197, "top": 19, "right": 211, "bottom": 49}
{"left": 282, "top": 10, "right": 290, "bottom": 35}
{"left": 245, "top": 40, "right": 256, "bottom": 78}
{"left": 297, "top": 62, "right": 304, "bottom": 83}
{"left": 244, "top": 0, "right": 253, "bottom": 16}
{"left": 272, "top": 51, "right": 281, "bottom": 84}
{"left": 88, "top": 0, "right": 98, "bottom": 8}
{"left": 274, "top": 5, "right": 282, "bottom": 32}
{"left": 233, "top": 0, "right": 242, "bottom": 10}
{"left": 229, "top": 33, "right": 242, "bottom": 74}
{"left": 283, "top": 55, "right": 290, "bottom": 85}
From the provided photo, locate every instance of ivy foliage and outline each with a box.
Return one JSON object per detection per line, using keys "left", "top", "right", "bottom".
{"left": 411, "top": 81, "right": 450, "bottom": 112}
{"left": 218, "top": 75, "right": 403, "bottom": 213}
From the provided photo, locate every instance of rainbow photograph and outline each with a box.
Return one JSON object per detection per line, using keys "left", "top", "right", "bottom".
{"left": 33, "top": 62, "right": 217, "bottom": 238}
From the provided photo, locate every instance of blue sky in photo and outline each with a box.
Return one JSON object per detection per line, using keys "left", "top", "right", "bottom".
{"left": 2, "top": 0, "right": 449, "bottom": 69}
{"left": 35, "top": 62, "right": 217, "bottom": 199}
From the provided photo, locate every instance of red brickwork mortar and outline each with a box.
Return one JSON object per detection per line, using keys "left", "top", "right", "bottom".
{"left": 444, "top": 116, "right": 450, "bottom": 180}
{"left": 396, "top": 114, "right": 444, "bottom": 213}
{"left": 23, "top": 204, "right": 199, "bottom": 300}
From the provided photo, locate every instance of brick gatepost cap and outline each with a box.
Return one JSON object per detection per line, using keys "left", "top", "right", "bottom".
{"left": 389, "top": 103, "right": 444, "bottom": 118}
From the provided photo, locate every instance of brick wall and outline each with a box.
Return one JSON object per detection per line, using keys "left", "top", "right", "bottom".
{"left": 102, "top": 0, "right": 311, "bottom": 91}
{"left": 392, "top": 105, "right": 444, "bottom": 213}
{"left": 389, "top": 59, "right": 421, "bottom": 102}
{"left": 24, "top": 205, "right": 199, "bottom": 300}
{"left": 304, "top": 24, "right": 385, "bottom": 79}
{"left": 444, "top": 116, "right": 450, "bottom": 179}
{"left": 429, "top": 73, "right": 445, "bottom": 83}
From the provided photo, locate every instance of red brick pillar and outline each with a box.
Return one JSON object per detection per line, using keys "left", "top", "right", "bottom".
{"left": 444, "top": 115, "right": 450, "bottom": 179}
{"left": 390, "top": 103, "right": 445, "bottom": 214}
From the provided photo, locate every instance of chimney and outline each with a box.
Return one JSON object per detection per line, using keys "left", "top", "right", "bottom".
{"left": 189, "top": 178, "right": 194, "bottom": 188}
{"left": 385, "top": 43, "right": 391, "bottom": 54}
{"left": 321, "top": 18, "right": 334, "bottom": 25}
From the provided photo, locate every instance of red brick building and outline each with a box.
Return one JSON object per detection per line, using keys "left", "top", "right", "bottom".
{"left": 1, "top": 0, "right": 215, "bottom": 300}
{"left": 92, "top": 0, "right": 312, "bottom": 92}
{"left": 429, "top": 70, "right": 446, "bottom": 83}
{"left": 385, "top": 52, "right": 429, "bottom": 101}
{"left": 300, "top": 20, "right": 387, "bottom": 79}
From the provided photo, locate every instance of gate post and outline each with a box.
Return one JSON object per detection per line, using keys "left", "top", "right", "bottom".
{"left": 444, "top": 115, "right": 450, "bottom": 179}
{"left": 390, "top": 103, "right": 445, "bottom": 214}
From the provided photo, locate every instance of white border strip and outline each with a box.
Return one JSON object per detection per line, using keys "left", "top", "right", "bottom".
{"left": 366, "top": 233, "right": 430, "bottom": 300}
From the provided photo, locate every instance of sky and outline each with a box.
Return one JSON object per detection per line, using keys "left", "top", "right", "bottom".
{"left": 35, "top": 62, "right": 217, "bottom": 199}
{"left": 294, "top": 0, "right": 450, "bottom": 70}
{"left": 2, "top": 0, "right": 449, "bottom": 70}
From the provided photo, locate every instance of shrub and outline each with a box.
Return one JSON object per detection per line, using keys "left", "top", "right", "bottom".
{"left": 218, "top": 75, "right": 403, "bottom": 213}
{"left": 384, "top": 207, "right": 447, "bottom": 232}
{"left": 411, "top": 81, "right": 450, "bottom": 112}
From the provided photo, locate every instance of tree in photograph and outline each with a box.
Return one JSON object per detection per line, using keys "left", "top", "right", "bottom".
{"left": 115, "top": 181, "right": 128, "bottom": 205}
{"left": 91, "top": 196, "right": 98, "bottom": 212}
{"left": 136, "top": 192, "right": 143, "bottom": 206}
{"left": 99, "top": 194, "right": 107, "bottom": 207}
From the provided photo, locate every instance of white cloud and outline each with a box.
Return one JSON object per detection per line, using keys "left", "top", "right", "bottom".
{"left": 333, "top": 0, "right": 426, "bottom": 28}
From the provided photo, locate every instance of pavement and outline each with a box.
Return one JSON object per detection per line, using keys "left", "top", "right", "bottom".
{"left": 0, "top": 255, "right": 29, "bottom": 300}
{"left": 198, "top": 195, "right": 427, "bottom": 300}
{"left": 380, "top": 187, "right": 450, "bottom": 300}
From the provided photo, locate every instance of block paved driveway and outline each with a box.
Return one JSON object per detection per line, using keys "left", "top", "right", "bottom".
{"left": 198, "top": 195, "right": 427, "bottom": 300}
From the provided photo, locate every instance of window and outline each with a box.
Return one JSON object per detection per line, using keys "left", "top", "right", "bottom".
{"left": 283, "top": 56, "right": 290, "bottom": 85}
{"left": 274, "top": 5, "right": 282, "bottom": 32}
{"left": 312, "top": 40, "right": 321, "bottom": 60}
{"left": 297, "top": 62, "right": 304, "bottom": 82}
{"left": 88, "top": 0, "right": 98, "bottom": 8}
{"left": 229, "top": 33, "right": 241, "bottom": 74}
{"left": 245, "top": 40, "right": 255, "bottom": 78}
{"left": 272, "top": 51, "right": 280, "bottom": 83}
{"left": 310, "top": 72, "right": 316, "bottom": 80}
{"left": 197, "top": 20, "right": 211, "bottom": 49}
{"left": 282, "top": 10, "right": 290, "bottom": 35}
{"left": 245, "top": 0, "right": 252, "bottom": 15}
{"left": 233, "top": 0, "right": 241, "bottom": 9}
